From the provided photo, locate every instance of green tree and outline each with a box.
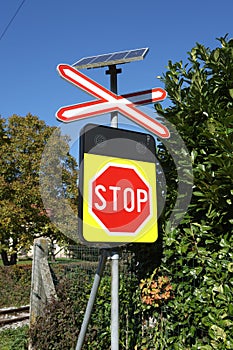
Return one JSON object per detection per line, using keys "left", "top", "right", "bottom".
{"left": 0, "top": 114, "right": 78, "bottom": 265}
{"left": 153, "top": 35, "right": 233, "bottom": 348}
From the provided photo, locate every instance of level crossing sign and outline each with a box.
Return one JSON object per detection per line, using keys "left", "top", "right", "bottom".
{"left": 56, "top": 63, "right": 168, "bottom": 244}
{"left": 56, "top": 64, "right": 170, "bottom": 139}
{"left": 55, "top": 50, "right": 170, "bottom": 350}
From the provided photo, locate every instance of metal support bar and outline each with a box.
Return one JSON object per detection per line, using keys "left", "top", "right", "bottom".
{"left": 106, "top": 65, "right": 122, "bottom": 128}
{"left": 76, "top": 250, "right": 108, "bottom": 350}
{"left": 106, "top": 65, "right": 121, "bottom": 348}
{"left": 110, "top": 251, "right": 119, "bottom": 350}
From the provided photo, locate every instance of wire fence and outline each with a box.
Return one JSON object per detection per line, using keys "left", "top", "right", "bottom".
{"left": 43, "top": 244, "right": 143, "bottom": 349}
{"left": 49, "top": 245, "right": 135, "bottom": 284}
{"left": 30, "top": 241, "right": 227, "bottom": 349}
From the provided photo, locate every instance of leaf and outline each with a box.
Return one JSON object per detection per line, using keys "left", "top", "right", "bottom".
{"left": 209, "top": 325, "right": 226, "bottom": 341}
{"left": 191, "top": 150, "right": 198, "bottom": 162}
{"left": 229, "top": 88, "right": 233, "bottom": 99}
{"left": 212, "top": 284, "right": 223, "bottom": 293}
{"left": 193, "top": 191, "right": 205, "bottom": 196}
{"left": 213, "top": 49, "right": 220, "bottom": 61}
{"left": 227, "top": 262, "right": 233, "bottom": 272}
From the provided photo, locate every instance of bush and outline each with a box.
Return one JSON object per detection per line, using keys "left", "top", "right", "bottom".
{"left": 157, "top": 224, "right": 233, "bottom": 349}
{"left": 0, "top": 265, "right": 31, "bottom": 307}
{"left": 153, "top": 36, "right": 233, "bottom": 349}
{"left": 30, "top": 272, "right": 89, "bottom": 350}
{"left": 31, "top": 252, "right": 233, "bottom": 349}
{"left": 0, "top": 326, "right": 28, "bottom": 350}
{"left": 29, "top": 267, "right": 142, "bottom": 350}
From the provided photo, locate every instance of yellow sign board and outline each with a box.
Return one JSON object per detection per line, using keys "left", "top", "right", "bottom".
{"left": 81, "top": 153, "right": 157, "bottom": 243}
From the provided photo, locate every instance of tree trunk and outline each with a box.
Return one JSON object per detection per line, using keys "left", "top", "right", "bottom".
{"left": 1, "top": 250, "right": 17, "bottom": 266}
{"left": 10, "top": 252, "right": 17, "bottom": 265}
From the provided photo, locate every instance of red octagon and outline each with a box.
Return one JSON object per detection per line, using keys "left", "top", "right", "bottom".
{"left": 90, "top": 164, "right": 152, "bottom": 234}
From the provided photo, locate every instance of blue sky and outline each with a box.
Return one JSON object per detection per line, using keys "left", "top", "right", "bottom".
{"left": 0, "top": 0, "right": 233, "bottom": 128}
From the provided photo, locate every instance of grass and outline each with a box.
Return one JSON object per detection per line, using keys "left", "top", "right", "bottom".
{"left": 0, "top": 259, "right": 32, "bottom": 267}
{"left": 0, "top": 257, "right": 79, "bottom": 266}
{"left": 0, "top": 326, "right": 28, "bottom": 350}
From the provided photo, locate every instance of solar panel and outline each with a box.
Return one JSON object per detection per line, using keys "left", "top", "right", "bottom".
{"left": 125, "top": 48, "right": 146, "bottom": 58}
{"left": 73, "top": 48, "right": 149, "bottom": 69}
{"left": 74, "top": 57, "right": 95, "bottom": 66}
{"left": 107, "top": 52, "right": 127, "bottom": 61}
{"left": 91, "top": 54, "right": 112, "bottom": 64}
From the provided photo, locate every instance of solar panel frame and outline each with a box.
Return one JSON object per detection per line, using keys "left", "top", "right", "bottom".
{"left": 72, "top": 48, "right": 149, "bottom": 69}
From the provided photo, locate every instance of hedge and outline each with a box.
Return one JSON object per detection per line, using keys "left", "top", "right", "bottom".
{"left": 0, "top": 265, "right": 31, "bottom": 308}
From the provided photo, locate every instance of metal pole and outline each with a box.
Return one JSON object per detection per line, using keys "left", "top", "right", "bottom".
{"left": 76, "top": 250, "right": 107, "bottom": 350}
{"left": 106, "top": 65, "right": 122, "bottom": 128}
{"left": 106, "top": 64, "right": 121, "bottom": 350}
{"left": 110, "top": 251, "right": 119, "bottom": 350}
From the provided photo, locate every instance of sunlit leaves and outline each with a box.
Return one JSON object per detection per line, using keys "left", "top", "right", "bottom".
{"left": 154, "top": 35, "right": 233, "bottom": 348}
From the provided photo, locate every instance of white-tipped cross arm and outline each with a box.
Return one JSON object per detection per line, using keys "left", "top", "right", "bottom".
{"left": 56, "top": 64, "right": 170, "bottom": 139}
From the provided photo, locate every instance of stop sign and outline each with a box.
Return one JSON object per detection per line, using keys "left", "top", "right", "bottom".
{"left": 90, "top": 163, "right": 152, "bottom": 234}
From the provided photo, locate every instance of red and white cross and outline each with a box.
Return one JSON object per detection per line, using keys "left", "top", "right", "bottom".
{"left": 56, "top": 64, "right": 170, "bottom": 139}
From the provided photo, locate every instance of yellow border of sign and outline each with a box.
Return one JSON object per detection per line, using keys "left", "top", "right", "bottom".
{"left": 82, "top": 153, "right": 157, "bottom": 243}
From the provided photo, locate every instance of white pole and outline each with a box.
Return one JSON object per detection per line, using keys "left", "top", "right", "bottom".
{"left": 108, "top": 65, "right": 120, "bottom": 350}
{"left": 111, "top": 251, "right": 119, "bottom": 350}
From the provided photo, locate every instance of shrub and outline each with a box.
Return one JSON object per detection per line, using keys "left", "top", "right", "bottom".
{"left": 0, "top": 326, "right": 28, "bottom": 350}
{"left": 0, "top": 265, "right": 31, "bottom": 307}
{"left": 29, "top": 267, "right": 142, "bottom": 350}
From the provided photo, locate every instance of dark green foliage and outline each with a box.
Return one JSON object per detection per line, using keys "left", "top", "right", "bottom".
{"left": 153, "top": 35, "right": 233, "bottom": 348}
{"left": 30, "top": 277, "right": 85, "bottom": 349}
{"left": 0, "top": 265, "right": 31, "bottom": 307}
{"left": 0, "top": 326, "right": 28, "bottom": 350}
{"left": 29, "top": 268, "right": 140, "bottom": 350}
